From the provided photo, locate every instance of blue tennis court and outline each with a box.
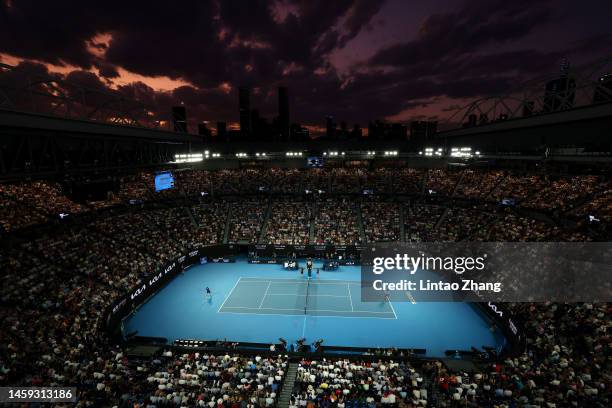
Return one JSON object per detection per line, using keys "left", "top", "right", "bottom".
{"left": 124, "top": 259, "right": 505, "bottom": 357}
{"left": 219, "top": 277, "right": 396, "bottom": 318}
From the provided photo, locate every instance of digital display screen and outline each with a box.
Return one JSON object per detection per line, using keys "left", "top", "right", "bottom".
{"left": 155, "top": 172, "right": 175, "bottom": 192}
{"left": 307, "top": 156, "right": 324, "bottom": 167}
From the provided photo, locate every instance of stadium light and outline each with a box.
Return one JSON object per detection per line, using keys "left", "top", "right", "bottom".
{"left": 450, "top": 146, "right": 474, "bottom": 158}
{"left": 174, "top": 153, "right": 203, "bottom": 163}
{"left": 235, "top": 152, "right": 248, "bottom": 158}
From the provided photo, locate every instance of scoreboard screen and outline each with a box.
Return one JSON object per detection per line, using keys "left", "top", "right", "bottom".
{"left": 307, "top": 156, "right": 324, "bottom": 167}
{"left": 155, "top": 172, "right": 175, "bottom": 192}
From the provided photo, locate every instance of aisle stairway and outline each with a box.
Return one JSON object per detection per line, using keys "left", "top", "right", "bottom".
{"left": 450, "top": 171, "right": 466, "bottom": 197}
{"left": 483, "top": 172, "right": 506, "bottom": 199}
{"left": 277, "top": 362, "right": 298, "bottom": 408}
{"left": 222, "top": 202, "right": 232, "bottom": 244}
{"left": 309, "top": 202, "right": 316, "bottom": 243}
{"left": 399, "top": 202, "right": 406, "bottom": 242}
{"left": 356, "top": 202, "right": 366, "bottom": 244}
{"left": 258, "top": 199, "right": 274, "bottom": 243}
{"left": 434, "top": 207, "right": 449, "bottom": 230}
{"left": 184, "top": 206, "right": 198, "bottom": 227}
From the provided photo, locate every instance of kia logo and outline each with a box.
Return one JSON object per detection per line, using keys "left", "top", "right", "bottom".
{"left": 488, "top": 302, "right": 503, "bottom": 317}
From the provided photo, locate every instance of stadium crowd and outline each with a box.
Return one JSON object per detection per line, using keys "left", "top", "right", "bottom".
{"left": 134, "top": 352, "right": 287, "bottom": 407}
{"left": 0, "top": 210, "right": 287, "bottom": 406}
{"left": 191, "top": 202, "right": 228, "bottom": 245}
{"left": 264, "top": 200, "right": 312, "bottom": 245}
{"left": 228, "top": 200, "right": 267, "bottom": 244}
{"left": 0, "top": 167, "right": 609, "bottom": 243}
{"left": 313, "top": 198, "right": 362, "bottom": 245}
{"left": 292, "top": 358, "right": 431, "bottom": 407}
{"left": 288, "top": 300, "right": 610, "bottom": 408}
{"left": 403, "top": 203, "right": 446, "bottom": 242}
{"left": 0, "top": 166, "right": 610, "bottom": 406}
{"left": 361, "top": 199, "right": 402, "bottom": 242}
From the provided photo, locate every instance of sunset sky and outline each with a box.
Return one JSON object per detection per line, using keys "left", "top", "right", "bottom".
{"left": 1, "top": 0, "right": 611, "bottom": 133}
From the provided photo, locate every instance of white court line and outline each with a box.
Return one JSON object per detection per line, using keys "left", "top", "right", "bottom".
{"left": 218, "top": 277, "right": 397, "bottom": 319}
{"left": 239, "top": 277, "right": 359, "bottom": 285}
{"left": 240, "top": 277, "right": 350, "bottom": 281}
{"left": 302, "top": 315, "right": 307, "bottom": 338}
{"left": 222, "top": 305, "right": 394, "bottom": 314}
{"left": 218, "top": 310, "right": 396, "bottom": 319}
{"left": 258, "top": 281, "right": 272, "bottom": 309}
{"left": 388, "top": 300, "right": 398, "bottom": 319}
{"left": 267, "top": 293, "right": 349, "bottom": 298}
{"left": 347, "top": 283, "right": 354, "bottom": 312}
{"left": 309, "top": 281, "right": 360, "bottom": 286}
{"left": 217, "top": 277, "right": 243, "bottom": 312}
{"left": 239, "top": 279, "right": 306, "bottom": 284}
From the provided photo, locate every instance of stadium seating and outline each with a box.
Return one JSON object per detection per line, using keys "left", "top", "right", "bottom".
{"left": 0, "top": 166, "right": 610, "bottom": 406}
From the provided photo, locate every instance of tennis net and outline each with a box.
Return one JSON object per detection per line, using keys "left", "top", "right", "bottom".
{"left": 304, "top": 278, "right": 311, "bottom": 314}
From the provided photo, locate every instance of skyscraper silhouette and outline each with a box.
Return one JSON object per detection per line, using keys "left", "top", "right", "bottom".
{"left": 593, "top": 73, "right": 612, "bottom": 104}
{"left": 238, "top": 87, "right": 251, "bottom": 135}
{"left": 543, "top": 59, "right": 575, "bottom": 112}
{"left": 216, "top": 121, "right": 227, "bottom": 142}
{"left": 278, "top": 86, "right": 289, "bottom": 140}
{"left": 172, "top": 106, "right": 187, "bottom": 133}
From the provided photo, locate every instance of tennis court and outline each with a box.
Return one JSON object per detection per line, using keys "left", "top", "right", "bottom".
{"left": 219, "top": 277, "right": 396, "bottom": 318}
{"left": 124, "top": 260, "right": 504, "bottom": 356}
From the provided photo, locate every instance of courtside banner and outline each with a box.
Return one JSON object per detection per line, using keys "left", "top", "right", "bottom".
{"left": 105, "top": 249, "right": 204, "bottom": 331}
{"left": 361, "top": 242, "right": 612, "bottom": 302}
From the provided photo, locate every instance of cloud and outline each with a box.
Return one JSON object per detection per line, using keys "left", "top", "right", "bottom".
{"left": 368, "top": 0, "right": 553, "bottom": 68}
{"left": 0, "top": 0, "right": 610, "bottom": 130}
{"left": 0, "top": 1, "right": 98, "bottom": 67}
{"left": 342, "top": 0, "right": 385, "bottom": 39}
{"left": 97, "top": 62, "right": 119, "bottom": 79}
